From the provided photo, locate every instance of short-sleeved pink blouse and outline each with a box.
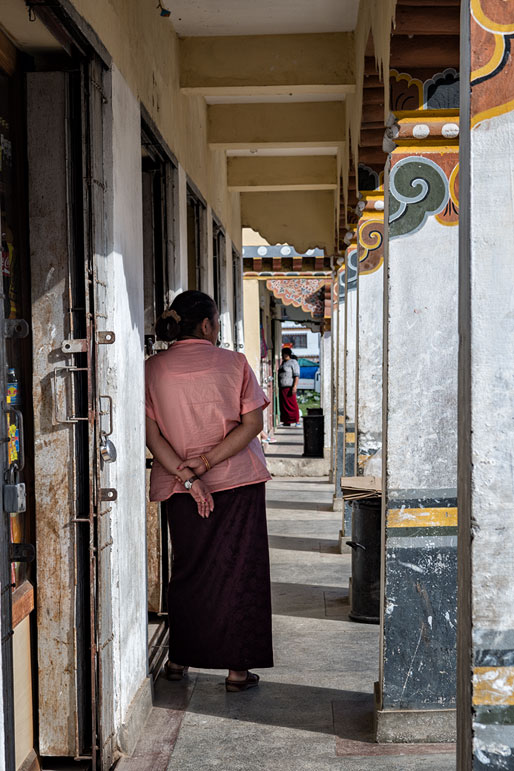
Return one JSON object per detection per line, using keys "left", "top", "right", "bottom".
{"left": 145, "top": 338, "right": 271, "bottom": 500}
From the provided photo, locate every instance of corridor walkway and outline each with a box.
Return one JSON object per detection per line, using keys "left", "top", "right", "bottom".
{"left": 117, "top": 475, "right": 456, "bottom": 771}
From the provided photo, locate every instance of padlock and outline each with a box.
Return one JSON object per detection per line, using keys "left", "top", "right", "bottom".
{"left": 4, "top": 465, "right": 26, "bottom": 514}
{"left": 100, "top": 433, "right": 117, "bottom": 463}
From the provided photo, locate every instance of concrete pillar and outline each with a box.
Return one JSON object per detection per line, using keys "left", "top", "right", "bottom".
{"left": 204, "top": 206, "right": 214, "bottom": 296}
{"left": 342, "top": 240, "right": 358, "bottom": 535}
{"left": 174, "top": 164, "right": 189, "bottom": 294}
{"left": 242, "top": 278, "right": 260, "bottom": 376}
{"left": 333, "top": 266, "right": 346, "bottom": 517}
{"left": 321, "top": 330, "right": 332, "bottom": 455}
{"left": 376, "top": 107, "right": 459, "bottom": 740}
{"left": 222, "top": 235, "right": 235, "bottom": 349}
{"left": 356, "top": 190, "right": 384, "bottom": 471}
{"left": 458, "top": 3, "right": 514, "bottom": 767}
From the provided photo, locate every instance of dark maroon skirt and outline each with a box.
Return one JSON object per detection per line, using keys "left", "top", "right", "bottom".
{"left": 279, "top": 386, "right": 300, "bottom": 425}
{"left": 164, "top": 482, "right": 274, "bottom": 670}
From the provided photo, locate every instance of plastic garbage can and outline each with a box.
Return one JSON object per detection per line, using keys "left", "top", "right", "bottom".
{"left": 346, "top": 497, "right": 381, "bottom": 623}
{"left": 303, "top": 413, "right": 324, "bottom": 457}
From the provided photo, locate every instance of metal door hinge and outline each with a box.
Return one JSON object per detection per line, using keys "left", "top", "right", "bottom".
{"left": 62, "top": 338, "right": 88, "bottom": 354}
{"left": 10, "top": 542, "right": 35, "bottom": 563}
{"left": 97, "top": 331, "right": 115, "bottom": 345}
{"left": 99, "top": 489, "right": 117, "bottom": 502}
{"left": 4, "top": 319, "right": 29, "bottom": 339}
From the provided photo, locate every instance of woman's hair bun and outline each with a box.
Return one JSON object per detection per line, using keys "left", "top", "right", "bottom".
{"left": 154, "top": 290, "right": 217, "bottom": 343}
{"left": 155, "top": 313, "right": 180, "bottom": 342}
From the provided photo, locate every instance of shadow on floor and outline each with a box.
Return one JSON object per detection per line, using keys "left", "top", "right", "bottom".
{"left": 268, "top": 534, "right": 338, "bottom": 552}
{"left": 155, "top": 672, "right": 369, "bottom": 737}
{"left": 153, "top": 674, "right": 455, "bottom": 760}
{"left": 271, "top": 581, "right": 350, "bottom": 620}
{"left": 266, "top": 500, "right": 334, "bottom": 512}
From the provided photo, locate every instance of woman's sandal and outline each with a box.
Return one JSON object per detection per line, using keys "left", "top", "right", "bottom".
{"left": 164, "top": 661, "right": 189, "bottom": 681}
{"left": 225, "top": 671, "right": 260, "bottom": 693}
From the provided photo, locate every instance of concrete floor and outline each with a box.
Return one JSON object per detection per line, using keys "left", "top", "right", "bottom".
{"left": 117, "top": 464, "right": 456, "bottom": 771}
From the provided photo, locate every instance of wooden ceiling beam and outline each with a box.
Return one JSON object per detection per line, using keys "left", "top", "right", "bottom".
{"left": 360, "top": 128, "right": 386, "bottom": 147}
{"left": 359, "top": 148, "right": 388, "bottom": 166}
{"left": 363, "top": 74, "right": 384, "bottom": 88}
{"left": 390, "top": 35, "right": 459, "bottom": 68}
{"left": 363, "top": 87, "right": 385, "bottom": 105}
{"left": 362, "top": 103, "right": 385, "bottom": 124}
{"left": 394, "top": 6, "right": 460, "bottom": 35}
{"left": 396, "top": 0, "right": 459, "bottom": 5}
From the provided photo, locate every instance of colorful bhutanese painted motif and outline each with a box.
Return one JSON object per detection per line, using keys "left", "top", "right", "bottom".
{"left": 471, "top": 0, "right": 514, "bottom": 126}
{"left": 265, "top": 278, "right": 328, "bottom": 319}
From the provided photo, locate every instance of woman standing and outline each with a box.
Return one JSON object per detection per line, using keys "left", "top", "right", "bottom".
{"left": 145, "top": 291, "right": 273, "bottom": 692}
{"left": 278, "top": 347, "right": 300, "bottom": 426}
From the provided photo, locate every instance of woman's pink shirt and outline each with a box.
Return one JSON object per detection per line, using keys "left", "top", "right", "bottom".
{"left": 145, "top": 339, "right": 271, "bottom": 500}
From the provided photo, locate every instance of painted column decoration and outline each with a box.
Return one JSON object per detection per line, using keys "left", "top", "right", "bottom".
{"left": 458, "top": 2, "right": 514, "bottom": 768}
{"left": 377, "top": 77, "right": 460, "bottom": 740}
{"left": 342, "top": 238, "right": 358, "bottom": 536}
{"left": 333, "top": 265, "right": 346, "bottom": 518}
{"left": 356, "top": 186, "right": 385, "bottom": 472}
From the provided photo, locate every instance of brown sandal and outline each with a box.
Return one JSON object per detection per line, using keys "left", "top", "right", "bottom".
{"left": 225, "top": 671, "right": 260, "bottom": 692}
{"left": 165, "top": 661, "right": 189, "bottom": 681}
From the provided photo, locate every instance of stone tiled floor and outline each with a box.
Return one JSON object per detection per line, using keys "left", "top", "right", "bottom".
{"left": 116, "top": 471, "right": 456, "bottom": 771}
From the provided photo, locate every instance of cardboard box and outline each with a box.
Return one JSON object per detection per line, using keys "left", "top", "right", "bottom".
{"left": 340, "top": 475, "right": 382, "bottom": 500}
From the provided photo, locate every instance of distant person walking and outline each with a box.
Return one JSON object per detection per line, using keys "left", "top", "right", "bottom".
{"left": 278, "top": 346, "right": 300, "bottom": 426}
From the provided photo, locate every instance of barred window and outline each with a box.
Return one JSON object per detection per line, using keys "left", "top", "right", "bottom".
{"left": 282, "top": 333, "right": 308, "bottom": 348}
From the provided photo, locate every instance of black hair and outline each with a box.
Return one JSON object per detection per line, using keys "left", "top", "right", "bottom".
{"left": 281, "top": 347, "right": 292, "bottom": 359}
{"left": 155, "top": 290, "right": 217, "bottom": 342}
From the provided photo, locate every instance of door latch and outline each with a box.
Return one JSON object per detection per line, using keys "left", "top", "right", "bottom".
{"left": 4, "top": 482, "right": 26, "bottom": 514}
{"left": 9, "top": 543, "right": 35, "bottom": 563}
{"left": 4, "top": 465, "right": 26, "bottom": 514}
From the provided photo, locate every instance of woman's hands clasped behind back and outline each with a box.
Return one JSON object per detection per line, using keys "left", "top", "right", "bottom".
{"left": 188, "top": 477, "right": 214, "bottom": 518}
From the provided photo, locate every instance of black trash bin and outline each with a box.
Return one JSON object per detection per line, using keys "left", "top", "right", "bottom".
{"left": 346, "top": 497, "right": 381, "bottom": 623}
{"left": 303, "top": 413, "right": 324, "bottom": 457}
{"left": 307, "top": 407, "right": 323, "bottom": 416}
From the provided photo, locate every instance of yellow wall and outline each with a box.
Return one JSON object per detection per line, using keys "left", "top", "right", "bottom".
{"left": 243, "top": 278, "right": 260, "bottom": 377}
{"left": 70, "top": 0, "right": 241, "bottom": 249}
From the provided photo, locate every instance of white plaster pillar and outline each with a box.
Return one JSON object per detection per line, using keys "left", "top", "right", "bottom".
{"left": 221, "top": 234, "right": 235, "bottom": 349}
{"left": 204, "top": 206, "right": 214, "bottom": 296}
{"left": 174, "top": 164, "right": 188, "bottom": 294}
{"left": 377, "top": 108, "right": 459, "bottom": 741}
{"left": 343, "top": 241, "right": 358, "bottom": 533}
{"left": 333, "top": 266, "right": 346, "bottom": 517}
{"left": 320, "top": 330, "right": 332, "bottom": 455}
{"left": 356, "top": 191, "right": 384, "bottom": 470}
{"left": 103, "top": 65, "right": 149, "bottom": 747}
{"left": 458, "top": 4, "right": 514, "bottom": 767}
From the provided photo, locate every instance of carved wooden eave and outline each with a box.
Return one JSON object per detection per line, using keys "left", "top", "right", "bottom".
{"left": 242, "top": 245, "right": 332, "bottom": 275}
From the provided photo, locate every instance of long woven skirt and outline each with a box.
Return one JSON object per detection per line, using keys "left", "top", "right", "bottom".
{"left": 279, "top": 386, "right": 300, "bottom": 425}
{"left": 164, "top": 482, "right": 274, "bottom": 670}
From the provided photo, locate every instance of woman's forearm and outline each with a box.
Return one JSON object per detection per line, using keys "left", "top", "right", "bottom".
{"left": 206, "top": 423, "right": 259, "bottom": 468}
{"left": 146, "top": 418, "right": 194, "bottom": 483}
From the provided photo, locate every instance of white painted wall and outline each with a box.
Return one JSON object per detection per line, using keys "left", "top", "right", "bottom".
{"left": 357, "top": 265, "right": 383, "bottom": 463}
{"left": 222, "top": 235, "right": 235, "bottom": 349}
{"left": 344, "top": 266, "right": 358, "bottom": 471}
{"left": 321, "top": 330, "right": 332, "bottom": 452}
{"left": 461, "top": 105, "right": 514, "bottom": 763}
{"left": 337, "top": 272, "right": 345, "bottom": 408}
{"left": 103, "top": 65, "right": 148, "bottom": 729}
{"left": 386, "top": 216, "right": 458, "bottom": 491}
{"left": 174, "top": 165, "right": 189, "bottom": 295}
